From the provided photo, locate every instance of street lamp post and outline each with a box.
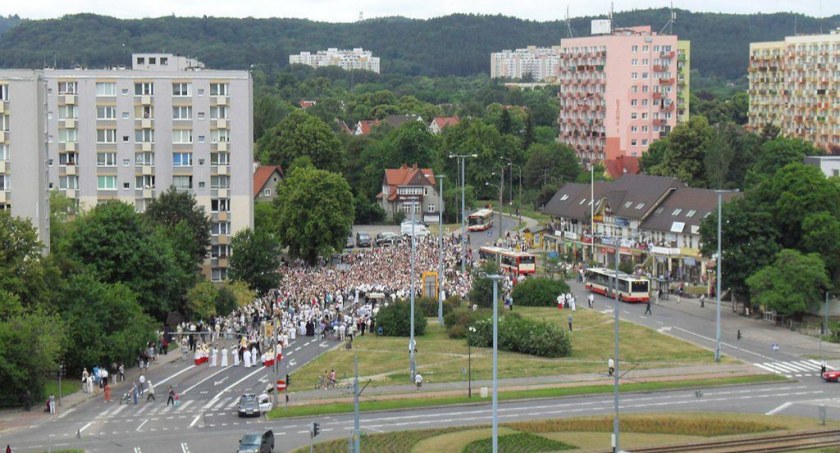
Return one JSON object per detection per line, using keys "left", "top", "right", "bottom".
{"left": 714, "top": 189, "right": 738, "bottom": 363}
{"left": 468, "top": 326, "right": 476, "bottom": 398}
{"left": 410, "top": 204, "right": 417, "bottom": 382}
{"left": 489, "top": 274, "right": 502, "bottom": 453}
{"left": 612, "top": 241, "right": 620, "bottom": 453}
{"left": 449, "top": 154, "right": 478, "bottom": 273}
{"left": 498, "top": 168, "right": 504, "bottom": 242}
{"left": 508, "top": 163, "right": 522, "bottom": 224}
{"left": 437, "top": 174, "right": 446, "bottom": 326}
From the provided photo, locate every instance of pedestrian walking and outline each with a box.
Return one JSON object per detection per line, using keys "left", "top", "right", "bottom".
{"left": 587, "top": 293, "right": 594, "bottom": 309}
{"left": 700, "top": 294, "right": 705, "bottom": 308}
{"left": 608, "top": 358, "right": 615, "bottom": 376}
{"left": 568, "top": 314, "right": 573, "bottom": 332}
{"left": 146, "top": 380, "right": 155, "bottom": 402}
{"left": 167, "top": 386, "right": 176, "bottom": 406}
{"left": 6, "top": 443, "right": 12, "bottom": 453}
{"left": 118, "top": 363, "right": 125, "bottom": 382}
{"left": 131, "top": 383, "right": 138, "bottom": 405}
{"left": 210, "top": 346, "right": 218, "bottom": 367}
{"left": 221, "top": 347, "right": 229, "bottom": 367}
{"left": 138, "top": 374, "right": 146, "bottom": 395}
{"left": 103, "top": 383, "right": 111, "bottom": 403}
{"left": 414, "top": 373, "right": 423, "bottom": 392}
{"left": 644, "top": 299, "right": 652, "bottom": 315}
{"left": 48, "top": 394, "right": 55, "bottom": 414}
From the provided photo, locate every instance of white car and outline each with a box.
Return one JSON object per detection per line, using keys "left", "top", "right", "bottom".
{"left": 401, "top": 222, "right": 430, "bottom": 238}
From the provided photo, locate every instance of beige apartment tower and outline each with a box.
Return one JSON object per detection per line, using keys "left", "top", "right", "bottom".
{"left": 0, "top": 70, "right": 50, "bottom": 250}
{"left": 39, "top": 53, "right": 253, "bottom": 281}
{"left": 748, "top": 29, "right": 840, "bottom": 152}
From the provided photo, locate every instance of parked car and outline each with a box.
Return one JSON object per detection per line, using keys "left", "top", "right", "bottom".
{"left": 345, "top": 235, "right": 354, "bottom": 249}
{"left": 822, "top": 370, "right": 840, "bottom": 382}
{"left": 237, "top": 430, "right": 274, "bottom": 453}
{"left": 355, "top": 232, "right": 372, "bottom": 247}
{"left": 401, "top": 222, "right": 430, "bottom": 238}
{"left": 375, "top": 231, "right": 401, "bottom": 246}
{"left": 237, "top": 393, "right": 271, "bottom": 417}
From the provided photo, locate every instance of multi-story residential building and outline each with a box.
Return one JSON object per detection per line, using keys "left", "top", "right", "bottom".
{"left": 556, "top": 25, "right": 691, "bottom": 165}
{"left": 748, "top": 29, "right": 840, "bottom": 153}
{"left": 490, "top": 46, "right": 563, "bottom": 82}
{"left": 0, "top": 70, "right": 50, "bottom": 250}
{"left": 40, "top": 53, "right": 253, "bottom": 281}
{"left": 289, "top": 48, "right": 380, "bottom": 74}
{"left": 377, "top": 164, "right": 441, "bottom": 223}
{"left": 804, "top": 155, "right": 840, "bottom": 178}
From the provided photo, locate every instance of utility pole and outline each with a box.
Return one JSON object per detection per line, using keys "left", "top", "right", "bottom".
{"left": 489, "top": 274, "right": 502, "bottom": 453}
{"left": 273, "top": 319, "right": 279, "bottom": 404}
{"left": 437, "top": 174, "right": 446, "bottom": 326}
{"left": 353, "top": 354, "right": 360, "bottom": 453}
{"left": 409, "top": 204, "right": 417, "bottom": 381}
{"left": 449, "top": 154, "right": 477, "bottom": 273}
{"left": 498, "top": 168, "right": 504, "bottom": 242}
{"left": 612, "top": 243, "right": 620, "bottom": 453}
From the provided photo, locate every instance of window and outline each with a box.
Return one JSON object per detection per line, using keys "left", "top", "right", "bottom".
{"left": 58, "top": 105, "right": 78, "bottom": 119}
{"left": 96, "top": 129, "right": 117, "bottom": 143}
{"left": 96, "top": 106, "right": 117, "bottom": 120}
{"left": 122, "top": 112, "right": 130, "bottom": 120}
{"left": 211, "top": 222, "right": 231, "bottom": 236}
{"left": 210, "top": 129, "right": 229, "bottom": 143}
{"left": 630, "top": 99, "right": 638, "bottom": 107}
{"left": 210, "top": 106, "right": 228, "bottom": 119}
{"left": 643, "top": 45, "right": 649, "bottom": 52}
{"left": 0, "top": 84, "right": 7, "bottom": 101}
{"left": 96, "top": 152, "right": 117, "bottom": 166}
{"left": 198, "top": 135, "right": 205, "bottom": 143}
{"left": 631, "top": 72, "right": 638, "bottom": 80}
{"left": 642, "top": 139, "right": 648, "bottom": 145}
{"left": 0, "top": 144, "right": 7, "bottom": 160}
{"left": 631, "top": 58, "right": 638, "bottom": 66}
{"left": 136, "top": 175, "right": 156, "bottom": 189}
{"left": 642, "top": 99, "right": 648, "bottom": 106}
{"left": 122, "top": 135, "right": 130, "bottom": 143}
{"left": 211, "top": 198, "right": 230, "bottom": 212}
{"left": 0, "top": 175, "right": 9, "bottom": 191}
{"left": 57, "top": 81, "right": 78, "bottom": 95}
{"left": 172, "top": 175, "right": 193, "bottom": 191}
{"left": 96, "top": 82, "right": 116, "bottom": 96}
{"left": 631, "top": 139, "right": 638, "bottom": 146}
{"left": 134, "top": 82, "right": 154, "bottom": 96}
{"left": 262, "top": 188, "right": 272, "bottom": 197}
{"left": 642, "top": 72, "right": 649, "bottom": 79}
{"left": 136, "top": 57, "right": 145, "bottom": 65}
{"left": 0, "top": 115, "right": 7, "bottom": 131}
{"left": 123, "top": 181, "right": 130, "bottom": 189}
{"left": 210, "top": 152, "right": 229, "bottom": 166}
{"left": 210, "top": 83, "right": 229, "bottom": 96}
{"left": 671, "top": 208, "right": 682, "bottom": 216}
{"left": 121, "top": 88, "right": 129, "bottom": 95}
{"left": 630, "top": 112, "right": 638, "bottom": 119}
{"left": 59, "top": 175, "right": 78, "bottom": 189}
{"left": 161, "top": 57, "right": 168, "bottom": 65}
{"left": 211, "top": 245, "right": 230, "bottom": 258}
{"left": 173, "top": 106, "right": 192, "bottom": 120}
{"left": 559, "top": 194, "right": 569, "bottom": 201}
{"left": 140, "top": 105, "right": 153, "bottom": 119}
{"left": 59, "top": 128, "right": 78, "bottom": 143}
{"left": 172, "top": 82, "right": 192, "bottom": 96}
{"left": 172, "top": 152, "right": 193, "bottom": 166}
{"left": 686, "top": 209, "right": 696, "bottom": 218}
{"left": 135, "top": 152, "right": 155, "bottom": 166}
{"left": 172, "top": 129, "right": 193, "bottom": 144}
{"left": 59, "top": 152, "right": 78, "bottom": 166}
{"left": 632, "top": 45, "right": 639, "bottom": 53}
{"left": 97, "top": 175, "right": 117, "bottom": 190}
{"left": 211, "top": 175, "right": 230, "bottom": 189}
{"left": 149, "top": 57, "right": 156, "bottom": 64}
{"left": 211, "top": 268, "right": 227, "bottom": 282}
{"left": 135, "top": 129, "right": 154, "bottom": 143}
{"left": 427, "top": 204, "right": 436, "bottom": 212}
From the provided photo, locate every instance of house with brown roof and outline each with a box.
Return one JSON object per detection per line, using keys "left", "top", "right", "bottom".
{"left": 603, "top": 155, "right": 640, "bottom": 179}
{"left": 376, "top": 164, "right": 441, "bottom": 222}
{"left": 428, "top": 116, "right": 461, "bottom": 134}
{"left": 354, "top": 115, "right": 424, "bottom": 136}
{"left": 253, "top": 165, "right": 284, "bottom": 202}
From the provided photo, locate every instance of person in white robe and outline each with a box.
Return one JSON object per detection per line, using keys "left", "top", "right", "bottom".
{"left": 243, "top": 348, "right": 252, "bottom": 368}
{"left": 221, "top": 347, "right": 229, "bottom": 367}
{"left": 210, "top": 346, "right": 218, "bottom": 367}
{"left": 233, "top": 347, "right": 240, "bottom": 366}
{"left": 251, "top": 346, "right": 258, "bottom": 366}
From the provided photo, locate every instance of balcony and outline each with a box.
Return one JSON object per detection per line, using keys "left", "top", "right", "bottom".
{"left": 659, "top": 77, "right": 675, "bottom": 85}
{"left": 0, "top": 101, "right": 5, "bottom": 113}
{"left": 141, "top": 95, "right": 152, "bottom": 105}
{"left": 0, "top": 131, "right": 5, "bottom": 143}
{"left": 214, "top": 96, "right": 227, "bottom": 106}
{"left": 63, "top": 142, "right": 76, "bottom": 152}
{"left": 141, "top": 118, "right": 153, "bottom": 128}
{"left": 141, "top": 142, "right": 152, "bottom": 152}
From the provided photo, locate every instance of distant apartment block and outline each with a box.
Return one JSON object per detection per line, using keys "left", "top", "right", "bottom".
{"left": 490, "top": 46, "right": 562, "bottom": 82}
{"left": 556, "top": 24, "right": 690, "bottom": 165}
{"left": 0, "top": 70, "right": 50, "bottom": 250}
{"left": 748, "top": 29, "right": 840, "bottom": 153}
{"left": 289, "top": 48, "right": 381, "bottom": 74}
{"left": 0, "top": 53, "right": 256, "bottom": 281}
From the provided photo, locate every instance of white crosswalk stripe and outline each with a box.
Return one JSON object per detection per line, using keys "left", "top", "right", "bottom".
{"left": 213, "top": 397, "right": 232, "bottom": 411}
{"left": 225, "top": 398, "right": 240, "bottom": 410}
{"left": 754, "top": 360, "right": 832, "bottom": 378}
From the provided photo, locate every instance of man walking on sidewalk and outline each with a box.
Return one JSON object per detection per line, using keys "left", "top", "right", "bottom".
{"left": 146, "top": 380, "right": 155, "bottom": 402}
{"left": 644, "top": 299, "right": 652, "bottom": 315}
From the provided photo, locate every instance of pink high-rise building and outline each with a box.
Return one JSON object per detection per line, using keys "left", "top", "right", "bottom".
{"left": 556, "top": 26, "right": 691, "bottom": 165}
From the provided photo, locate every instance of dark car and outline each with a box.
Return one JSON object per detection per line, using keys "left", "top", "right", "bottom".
{"left": 237, "top": 394, "right": 261, "bottom": 417}
{"left": 355, "top": 232, "right": 372, "bottom": 247}
{"left": 375, "top": 231, "right": 400, "bottom": 246}
{"left": 237, "top": 430, "right": 274, "bottom": 453}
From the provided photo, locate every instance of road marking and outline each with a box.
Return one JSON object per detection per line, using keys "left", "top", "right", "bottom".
{"left": 766, "top": 402, "right": 794, "bottom": 415}
{"left": 79, "top": 422, "right": 93, "bottom": 433}
{"left": 57, "top": 407, "right": 76, "bottom": 419}
{"left": 182, "top": 366, "right": 230, "bottom": 395}
{"left": 657, "top": 326, "right": 672, "bottom": 333}
{"left": 294, "top": 347, "right": 301, "bottom": 352}
{"left": 133, "top": 448, "right": 142, "bottom": 453}
{"left": 214, "top": 376, "right": 229, "bottom": 386}
{"left": 203, "top": 365, "right": 266, "bottom": 409}
{"left": 135, "top": 419, "right": 149, "bottom": 432}
{"left": 181, "top": 442, "right": 190, "bottom": 453}
{"left": 135, "top": 404, "right": 151, "bottom": 415}
{"left": 189, "top": 414, "right": 201, "bottom": 428}
{"left": 672, "top": 326, "right": 774, "bottom": 360}
{"left": 178, "top": 400, "right": 194, "bottom": 411}
{"left": 157, "top": 364, "right": 197, "bottom": 386}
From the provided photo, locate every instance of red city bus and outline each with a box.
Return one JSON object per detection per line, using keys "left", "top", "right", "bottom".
{"left": 467, "top": 208, "right": 494, "bottom": 231}
{"left": 479, "top": 246, "right": 537, "bottom": 276}
{"left": 584, "top": 267, "right": 650, "bottom": 303}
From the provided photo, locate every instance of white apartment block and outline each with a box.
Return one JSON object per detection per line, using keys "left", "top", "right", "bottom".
{"left": 490, "top": 46, "right": 562, "bottom": 82}
{"left": 289, "top": 48, "right": 381, "bottom": 74}
{"left": 0, "top": 70, "right": 50, "bottom": 250}
{"left": 748, "top": 29, "right": 840, "bottom": 153}
{"left": 12, "top": 53, "right": 255, "bottom": 281}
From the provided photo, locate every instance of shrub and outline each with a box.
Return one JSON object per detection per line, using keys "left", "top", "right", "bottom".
{"left": 418, "top": 296, "right": 459, "bottom": 318}
{"left": 463, "top": 432, "right": 575, "bottom": 453}
{"left": 510, "top": 278, "right": 570, "bottom": 307}
{"left": 469, "top": 315, "right": 571, "bottom": 358}
{"left": 375, "top": 300, "right": 427, "bottom": 337}
{"left": 444, "top": 307, "right": 492, "bottom": 338}
{"left": 469, "top": 261, "right": 501, "bottom": 307}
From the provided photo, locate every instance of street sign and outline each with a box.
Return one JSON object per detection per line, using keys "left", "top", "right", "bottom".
{"left": 276, "top": 379, "right": 286, "bottom": 391}
{"left": 771, "top": 343, "right": 780, "bottom": 352}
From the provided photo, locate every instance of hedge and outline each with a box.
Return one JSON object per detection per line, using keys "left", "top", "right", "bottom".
{"left": 418, "top": 296, "right": 460, "bottom": 318}
{"left": 469, "top": 315, "right": 571, "bottom": 358}
{"left": 444, "top": 306, "right": 492, "bottom": 339}
{"left": 510, "top": 278, "right": 570, "bottom": 307}
{"left": 375, "top": 299, "right": 427, "bottom": 336}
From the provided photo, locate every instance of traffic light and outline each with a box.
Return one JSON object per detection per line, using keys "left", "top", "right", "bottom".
{"left": 286, "top": 373, "right": 291, "bottom": 387}
{"left": 312, "top": 422, "right": 320, "bottom": 437}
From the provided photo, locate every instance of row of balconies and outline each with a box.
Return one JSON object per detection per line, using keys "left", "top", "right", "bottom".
{"left": 56, "top": 163, "right": 230, "bottom": 176}
{"left": 56, "top": 94, "right": 229, "bottom": 107}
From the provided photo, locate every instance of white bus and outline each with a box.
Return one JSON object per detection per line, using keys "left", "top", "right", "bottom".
{"left": 584, "top": 267, "right": 650, "bottom": 303}
{"left": 467, "top": 208, "right": 494, "bottom": 231}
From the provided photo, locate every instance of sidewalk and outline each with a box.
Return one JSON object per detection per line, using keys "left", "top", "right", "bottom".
{"left": 0, "top": 345, "right": 185, "bottom": 434}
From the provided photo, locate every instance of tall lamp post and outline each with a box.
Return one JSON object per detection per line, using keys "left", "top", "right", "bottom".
{"left": 467, "top": 326, "right": 476, "bottom": 398}
{"left": 508, "top": 162, "right": 522, "bottom": 225}
{"left": 448, "top": 153, "right": 478, "bottom": 273}
{"left": 437, "top": 174, "right": 446, "bottom": 326}
{"left": 487, "top": 273, "right": 503, "bottom": 453}
{"left": 409, "top": 203, "right": 417, "bottom": 381}
{"left": 714, "top": 189, "right": 738, "bottom": 363}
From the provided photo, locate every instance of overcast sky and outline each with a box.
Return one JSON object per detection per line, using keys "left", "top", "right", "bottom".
{"left": 1, "top": 0, "right": 837, "bottom": 22}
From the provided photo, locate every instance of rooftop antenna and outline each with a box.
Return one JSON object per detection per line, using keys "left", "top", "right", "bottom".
{"left": 565, "top": 5, "right": 574, "bottom": 38}
{"left": 659, "top": 1, "right": 676, "bottom": 35}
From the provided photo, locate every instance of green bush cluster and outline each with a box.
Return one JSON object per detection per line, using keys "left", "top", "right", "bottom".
{"left": 444, "top": 307, "right": 492, "bottom": 339}
{"left": 375, "top": 300, "right": 427, "bottom": 337}
{"left": 469, "top": 315, "right": 571, "bottom": 358}
{"left": 510, "top": 278, "right": 570, "bottom": 307}
{"left": 418, "top": 296, "right": 460, "bottom": 318}
{"left": 463, "top": 432, "right": 575, "bottom": 453}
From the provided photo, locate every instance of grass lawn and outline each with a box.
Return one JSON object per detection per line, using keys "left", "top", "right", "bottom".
{"left": 297, "top": 413, "right": 834, "bottom": 453}
{"left": 288, "top": 306, "right": 727, "bottom": 392}
{"left": 428, "top": 223, "right": 463, "bottom": 235}
{"left": 44, "top": 378, "right": 82, "bottom": 399}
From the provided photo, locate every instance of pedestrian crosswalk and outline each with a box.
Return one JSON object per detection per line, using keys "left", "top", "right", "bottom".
{"left": 753, "top": 359, "right": 831, "bottom": 378}
{"left": 96, "top": 397, "right": 242, "bottom": 420}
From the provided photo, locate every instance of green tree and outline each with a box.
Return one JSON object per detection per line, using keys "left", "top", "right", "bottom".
{"left": 747, "top": 249, "right": 830, "bottom": 317}
{"left": 703, "top": 123, "right": 736, "bottom": 189}
{"left": 647, "top": 116, "right": 714, "bottom": 187}
{"left": 258, "top": 109, "right": 345, "bottom": 172}
{"left": 49, "top": 190, "right": 80, "bottom": 247}
{"left": 221, "top": 280, "right": 255, "bottom": 310}
{"left": 0, "top": 211, "right": 49, "bottom": 307}
{"left": 522, "top": 143, "right": 581, "bottom": 190}
{"left": 229, "top": 229, "right": 282, "bottom": 295}
{"left": 744, "top": 137, "right": 823, "bottom": 188}
{"left": 800, "top": 212, "right": 840, "bottom": 286}
{"left": 274, "top": 166, "right": 354, "bottom": 263}
{"left": 375, "top": 300, "right": 427, "bottom": 337}
{"left": 385, "top": 121, "right": 440, "bottom": 169}
{"left": 254, "top": 201, "right": 278, "bottom": 237}
{"left": 469, "top": 261, "right": 501, "bottom": 308}
{"left": 144, "top": 186, "right": 211, "bottom": 265}
{"left": 187, "top": 280, "right": 219, "bottom": 321}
